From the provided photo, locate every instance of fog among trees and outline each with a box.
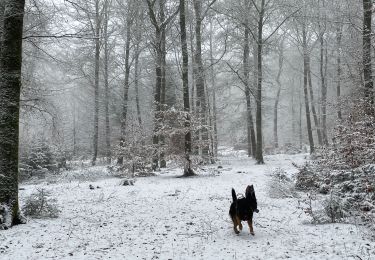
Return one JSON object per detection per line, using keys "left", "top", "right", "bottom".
{"left": 0, "top": 0, "right": 374, "bottom": 258}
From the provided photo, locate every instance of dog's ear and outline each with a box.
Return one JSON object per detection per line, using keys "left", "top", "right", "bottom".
{"left": 245, "top": 185, "right": 254, "bottom": 197}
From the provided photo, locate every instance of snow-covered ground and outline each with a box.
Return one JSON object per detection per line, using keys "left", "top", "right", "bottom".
{"left": 1, "top": 151, "right": 374, "bottom": 260}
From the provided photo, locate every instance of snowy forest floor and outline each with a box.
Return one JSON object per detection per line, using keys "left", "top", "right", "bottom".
{"left": 1, "top": 149, "right": 375, "bottom": 260}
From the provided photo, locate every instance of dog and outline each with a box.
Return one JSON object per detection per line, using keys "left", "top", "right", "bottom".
{"left": 229, "top": 185, "right": 259, "bottom": 235}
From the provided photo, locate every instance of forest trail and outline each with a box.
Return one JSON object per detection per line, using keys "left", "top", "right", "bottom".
{"left": 1, "top": 151, "right": 374, "bottom": 260}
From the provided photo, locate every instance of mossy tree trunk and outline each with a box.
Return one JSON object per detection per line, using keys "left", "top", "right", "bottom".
{"left": 0, "top": 0, "right": 27, "bottom": 229}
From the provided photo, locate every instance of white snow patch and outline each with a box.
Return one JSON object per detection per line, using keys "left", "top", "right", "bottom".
{"left": 0, "top": 153, "right": 374, "bottom": 259}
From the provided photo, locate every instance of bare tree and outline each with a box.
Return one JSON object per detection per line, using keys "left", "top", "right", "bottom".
{"left": 243, "top": 4, "right": 256, "bottom": 157}
{"left": 302, "top": 22, "right": 315, "bottom": 153}
{"left": 273, "top": 38, "right": 285, "bottom": 149}
{"left": 146, "top": 0, "right": 178, "bottom": 170}
{"left": 193, "top": 0, "right": 209, "bottom": 160}
{"left": 118, "top": 1, "right": 134, "bottom": 165}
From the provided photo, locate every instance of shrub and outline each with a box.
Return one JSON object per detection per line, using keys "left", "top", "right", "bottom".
{"left": 22, "top": 189, "right": 60, "bottom": 218}
{"left": 268, "top": 168, "right": 299, "bottom": 198}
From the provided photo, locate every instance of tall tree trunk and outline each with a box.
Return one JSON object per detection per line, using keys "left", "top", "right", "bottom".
{"left": 193, "top": 0, "right": 209, "bottom": 161}
{"left": 298, "top": 91, "right": 302, "bottom": 152}
{"left": 118, "top": 16, "right": 132, "bottom": 165}
{"left": 146, "top": 0, "right": 177, "bottom": 170}
{"left": 0, "top": 1, "right": 4, "bottom": 42}
{"left": 243, "top": 19, "right": 256, "bottom": 157}
{"left": 209, "top": 18, "right": 218, "bottom": 158}
{"left": 73, "top": 101, "right": 77, "bottom": 156}
{"left": 319, "top": 17, "right": 328, "bottom": 145}
{"left": 0, "top": 0, "right": 26, "bottom": 229}
{"left": 189, "top": 23, "right": 199, "bottom": 154}
{"left": 302, "top": 24, "right": 315, "bottom": 154}
{"left": 274, "top": 40, "right": 284, "bottom": 149}
{"left": 159, "top": 0, "right": 167, "bottom": 168}
{"left": 104, "top": 0, "right": 111, "bottom": 164}
{"left": 336, "top": 24, "right": 343, "bottom": 120}
{"left": 363, "top": 0, "right": 374, "bottom": 113}
{"left": 307, "top": 54, "right": 322, "bottom": 146}
{"left": 180, "top": 0, "right": 193, "bottom": 176}
{"left": 134, "top": 43, "right": 142, "bottom": 127}
{"left": 92, "top": 0, "right": 100, "bottom": 166}
{"left": 255, "top": 0, "right": 265, "bottom": 164}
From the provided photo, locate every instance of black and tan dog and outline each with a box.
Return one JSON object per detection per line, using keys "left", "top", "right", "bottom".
{"left": 229, "top": 185, "right": 259, "bottom": 235}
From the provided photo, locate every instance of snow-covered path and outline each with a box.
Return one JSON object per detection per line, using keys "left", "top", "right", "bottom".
{"left": 1, "top": 153, "right": 374, "bottom": 260}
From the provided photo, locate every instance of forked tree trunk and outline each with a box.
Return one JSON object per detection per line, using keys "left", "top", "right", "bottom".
{"left": 0, "top": 0, "right": 27, "bottom": 229}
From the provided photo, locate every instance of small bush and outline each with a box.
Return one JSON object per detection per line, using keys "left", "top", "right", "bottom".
{"left": 268, "top": 168, "right": 299, "bottom": 199}
{"left": 295, "top": 163, "right": 321, "bottom": 191}
{"left": 22, "top": 189, "right": 60, "bottom": 218}
{"left": 323, "top": 194, "right": 345, "bottom": 223}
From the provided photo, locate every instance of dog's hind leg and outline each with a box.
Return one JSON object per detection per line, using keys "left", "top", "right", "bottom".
{"left": 232, "top": 216, "right": 240, "bottom": 234}
{"left": 247, "top": 219, "right": 254, "bottom": 236}
{"left": 236, "top": 216, "right": 243, "bottom": 231}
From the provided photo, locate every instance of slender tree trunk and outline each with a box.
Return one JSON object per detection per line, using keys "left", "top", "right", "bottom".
{"left": 152, "top": 28, "right": 162, "bottom": 170}
{"left": 159, "top": 0, "right": 167, "bottom": 168}
{"left": 243, "top": 20, "right": 256, "bottom": 157}
{"left": 302, "top": 24, "right": 315, "bottom": 154}
{"left": 255, "top": 0, "right": 265, "bottom": 164}
{"left": 363, "top": 0, "right": 374, "bottom": 113}
{"left": 104, "top": 0, "right": 111, "bottom": 164}
{"left": 193, "top": 0, "right": 209, "bottom": 161}
{"left": 306, "top": 54, "right": 322, "bottom": 146}
{"left": 209, "top": 19, "right": 218, "bottom": 158}
{"left": 180, "top": 0, "right": 194, "bottom": 176}
{"left": 0, "top": 0, "right": 26, "bottom": 229}
{"left": 336, "top": 24, "right": 343, "bottom": 120}
{"left": 298, "top": 93, "right": 302, "bottom": 151}
{"left": 189, "top": 23, "right": 198, "bottom": 155}
{"left": 118, "top": 16, "right": 132, "bottom": 165}
{"left": 319, "top": 23, "right": 328, "bottom": 145}
{"left": 274, "top": 40, "right": 284, "bottom": 149}
{"left": 73, "top": 101, "right": 77, "bottom": 156}
{"left": 291, "top": 79, "right": 296, "bottom": 143}
{"left": 92, "top": 0, "right": 100, "bottom": 166}
{"left": 0, "top": 1, "right": 4, "bottom": 42}
{"left": 134, "top": 43, "right": 142, "bottom": 127}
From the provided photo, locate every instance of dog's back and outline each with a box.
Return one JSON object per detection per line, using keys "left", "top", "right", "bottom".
{"left": 229, "top": 186, "right": 258, "bottom": 221}
{"left": 229, "top": 186, "right": 258, "bottom": 235}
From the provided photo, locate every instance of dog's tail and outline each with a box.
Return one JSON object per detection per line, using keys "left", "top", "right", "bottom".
{"left": 231, "top": 188, "right": 237, "bottom": 202}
